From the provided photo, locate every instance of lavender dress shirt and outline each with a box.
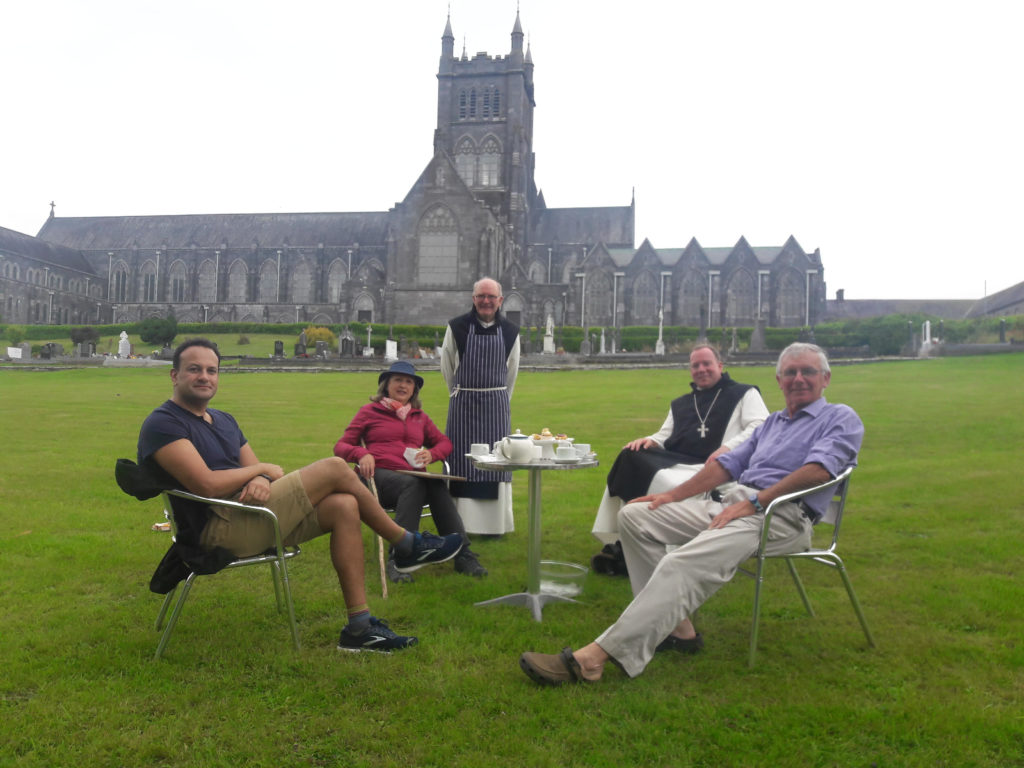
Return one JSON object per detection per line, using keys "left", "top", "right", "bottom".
{"left": 715, "top": 397, "right": 864, "bottom": 519}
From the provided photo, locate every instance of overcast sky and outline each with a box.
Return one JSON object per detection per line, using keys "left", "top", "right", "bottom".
{"left": 3, "top": 0, "right": 1021, "bottom": 300}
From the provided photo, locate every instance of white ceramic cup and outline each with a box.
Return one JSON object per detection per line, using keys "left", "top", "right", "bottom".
{"left": 574, "top": 443, "right": 591, "bottom": 457}
{"left": 470, "top": 443, "right": 489, "bottom": 456}
{"left": 555, "top": 446, "right": 576, "bottom": 460}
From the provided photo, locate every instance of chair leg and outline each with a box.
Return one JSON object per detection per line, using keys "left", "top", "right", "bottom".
{"left": 835, "top": 559, "right": 876, "bottom": 648}
{"left": 155, "top": 572, "right": 196, "bottom": 660}
{"left": 786, "top": 558, "right": 815, "bottom": 617}
{"left": 155, "top": 586, "right": 177, "bottom": 632}
{"left": 748, "top": 556, "right": 769, "bottom": 667}
{"left": 275, "top": 555, "right": 300, "bottom": 651}
{"left": 270, "top": 561, "right": 284, "bottom": 612}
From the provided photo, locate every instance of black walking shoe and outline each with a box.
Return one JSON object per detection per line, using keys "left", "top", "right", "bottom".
{"left": 656, "top": 632, "right": 704, "bottom": 655}
{"left": 393, "top": 531, "right": 464, "bottom": 573}
{"left": 336, "top": 617, "right": 417, "bottom": 653}
{"left": 453, "top": 548, "right": 488, "bottom": 577}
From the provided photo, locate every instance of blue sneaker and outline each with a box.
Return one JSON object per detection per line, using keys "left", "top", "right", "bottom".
{"left": 336, "top": 617, "right": 417, "bottom": 653}
{"left": 393, "top": 531, "right": 464, "bottom": 573}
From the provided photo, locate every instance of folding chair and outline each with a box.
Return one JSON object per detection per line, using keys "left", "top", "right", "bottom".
{"left": 746, "top": 466, "right": 875, "bottom": 667}
{"left": 115, "top": 459, "right": 301, "bottom": 659}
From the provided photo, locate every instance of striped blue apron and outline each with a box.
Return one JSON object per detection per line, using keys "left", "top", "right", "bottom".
{"left": 446, "top": 322, "right": 512, "bottom": 491}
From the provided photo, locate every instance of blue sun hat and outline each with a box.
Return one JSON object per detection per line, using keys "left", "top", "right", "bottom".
{"left": 378, "top": 360, "right": 424, "bottom": 389}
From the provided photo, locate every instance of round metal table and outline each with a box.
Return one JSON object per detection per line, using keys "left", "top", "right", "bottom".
{"left": 470, "top": 454, "right": 599, "bottom": 621}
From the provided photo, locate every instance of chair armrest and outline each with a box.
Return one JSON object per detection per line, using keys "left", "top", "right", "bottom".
{"left": 163, "top": 488, "right": 288, "bottom": 555}
{"left": 759, "top": 467, "right": 854, "bottom": 548}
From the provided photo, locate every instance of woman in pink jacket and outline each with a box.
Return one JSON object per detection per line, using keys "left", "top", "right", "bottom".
{"left": 335, "top": 361, "right": 487, "bottom": 583}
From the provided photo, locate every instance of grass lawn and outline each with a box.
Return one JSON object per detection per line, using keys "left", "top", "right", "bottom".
{"left": 1, "top": 356, "right": 1022, "bottom": 767}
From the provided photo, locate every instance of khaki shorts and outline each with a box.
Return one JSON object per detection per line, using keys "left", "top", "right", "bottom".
{"left": 199, "top": 470, "right": 323, "bottom": 557}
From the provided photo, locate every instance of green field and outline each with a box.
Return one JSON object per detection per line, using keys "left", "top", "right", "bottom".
{"left": 1, "top": 356, "right": 1022, "bottom": 767}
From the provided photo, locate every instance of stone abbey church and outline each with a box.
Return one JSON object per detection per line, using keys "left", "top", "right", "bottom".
{"left": 1, "top": 11, "right": 826, "bottom": 333}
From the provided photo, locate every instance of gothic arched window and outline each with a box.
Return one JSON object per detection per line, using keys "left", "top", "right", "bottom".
{"left": 676, "top": 271, "right": 705, "bottom": 326}
{"left": 479, "top": 137, "right": 501, "bottom": 187}
{"left": 112, "top": 265, "right": 129, "bottom": 302}
{"left": 289, "top": 257, "right": 313, "bottom": 304}
{"left": 725, "top": 270, "right": 756, "bottom": 326}
{"left": 169, "top": 260, "right": 187, "bottom": 302}
{"left": 417, "top": 206, "right": 458, "bottom": 285}
{"left": 631, "top": 271, "right": 659, "bottom": 325}
{"left": 259, "top": 259, "right": 278, "bottom": 303}
{"left": 327, "top": 259, "right": 347, "bottom": 304}
{"left": 776, "top": 269, "right": 804, "bottom": 327}
{"left": 226, "top": 260, "right": 248, "bottom": 303}
{"left": 455, "top": 137, "right": 476, "bottom": 186}
{"left": 197, "top": 260, "right": 217, "bottom": 303}
{"left": 141, "top": 261, "right": 158, "bottom": 303}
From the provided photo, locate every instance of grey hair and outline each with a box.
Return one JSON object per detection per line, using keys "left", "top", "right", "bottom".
{"left": 776, "top": 342, "right": 830, "bottom": 376}
{"left": 473, "top": 277, "right": 503, "bottom": 297}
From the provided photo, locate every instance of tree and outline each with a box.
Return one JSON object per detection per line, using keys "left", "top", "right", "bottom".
{"left": 70, "top": 326, "right": 101, "bottom": 346}
{"left": 138, "top": 316, "right": 179, "bottom": 347}
{"left": 6, "top": 325, "right": 26, "bottom": 346}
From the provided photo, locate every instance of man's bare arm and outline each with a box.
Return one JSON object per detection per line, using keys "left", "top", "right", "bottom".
{"left": 153, "top": 439, "right": 283, "bottom": 500}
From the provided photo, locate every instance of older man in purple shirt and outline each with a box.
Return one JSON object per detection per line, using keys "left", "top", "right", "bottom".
{"left": 520, "top": 342, "right": 864, "bottom": 685}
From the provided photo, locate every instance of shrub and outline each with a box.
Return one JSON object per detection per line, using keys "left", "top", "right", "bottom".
{"left": 6, "top": 325, "right": 26, "bottom": 345}
{"left": 70, "top": 326, "right": 101, "bottom": 346}
{"left": 302, "top": 325, "right": 336, "bottom": 351}
{"left": 237, "top": 335, "right": 250, "bottom": 345}
{"left": 138, "top": 316, "right": 178, "bottom": 347}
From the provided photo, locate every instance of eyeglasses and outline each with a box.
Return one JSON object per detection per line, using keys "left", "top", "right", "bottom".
{"left": 780, "top": 367, "right": 821, "bottom": 379}
{"left": 473, "top": 294, "right": 500, "bottom": 301}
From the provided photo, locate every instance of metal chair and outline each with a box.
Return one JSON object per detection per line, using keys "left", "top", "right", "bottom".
{"left": 746, "top": 466, "right": 875, "bottom": 666}
{"left": 151, "top": 489, "right": 302, "bottom": 659}
{"left": 115, "top": 459, "right": 301, "bottom": 659}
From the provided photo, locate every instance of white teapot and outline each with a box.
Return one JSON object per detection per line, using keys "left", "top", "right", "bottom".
{"left": 498, "top": 429, "right": 534, "bottom": 463}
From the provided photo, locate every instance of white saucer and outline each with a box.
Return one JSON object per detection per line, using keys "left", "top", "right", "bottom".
{"left": 553, "top": 456, "right": 581, "bottom": 464}
{"left": 466, "top": 453, "right": 498, "bottom": 462}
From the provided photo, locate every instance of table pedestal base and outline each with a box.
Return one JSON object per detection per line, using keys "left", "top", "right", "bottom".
{"left": 475, "top": 591, "right": 581, "bottom": 622}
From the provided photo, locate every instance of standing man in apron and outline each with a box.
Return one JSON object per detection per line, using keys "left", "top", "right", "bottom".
{"left": 442, "top": 277, "right": 521, "bottom": 537}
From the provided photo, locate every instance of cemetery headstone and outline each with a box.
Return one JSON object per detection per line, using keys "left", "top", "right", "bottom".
{"left": 117, "top": 331, "right": 131, "bottom": 358}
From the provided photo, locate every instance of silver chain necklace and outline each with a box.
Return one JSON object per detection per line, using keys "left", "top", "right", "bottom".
{"left": 693, "top": 389, "right": 722, "bottom": 438}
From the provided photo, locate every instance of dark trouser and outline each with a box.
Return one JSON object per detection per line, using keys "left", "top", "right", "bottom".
{"left": 374, "top": 468, "right": 467, "bottom": 543}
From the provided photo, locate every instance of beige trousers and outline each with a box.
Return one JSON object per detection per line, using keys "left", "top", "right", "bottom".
{"left": 595, "top": 483, "right": 811, "bottom": 677}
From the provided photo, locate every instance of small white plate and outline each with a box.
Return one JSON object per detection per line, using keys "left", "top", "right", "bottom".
{"left": 553, "top": 456, "right": 581, "bottom": 464}
{"left": 466, "top": 453, "right": 498, "bottom": 462}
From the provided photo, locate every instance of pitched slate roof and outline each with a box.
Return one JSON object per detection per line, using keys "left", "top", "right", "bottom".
{"left": 36, "top": 212, "right": 391, "bottom": 251}
{"left": 0, "top": 224, "right": 97, "bottom": 274}
{"left": 965, "top": 279, "right": 1024, "bottom": 317}
{"left": 532, "top": 205, "right": 634, "bottom": 248}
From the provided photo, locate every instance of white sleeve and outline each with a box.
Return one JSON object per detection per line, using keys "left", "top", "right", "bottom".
{"left": 720, "top": 389, "right": 770, "bottom": 451}
{"left": 648, "top": 410, "right": 674, "bottom": 447}
{"left": 440, "top": 326, "right": 458, "bottom": 393}
{"left": 506, "top": 335, "right": 520, "bottom": 398}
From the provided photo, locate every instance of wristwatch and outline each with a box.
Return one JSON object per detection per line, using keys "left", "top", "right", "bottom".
{"left": 748, "top": 493, "right": 765, "bottom": 514}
